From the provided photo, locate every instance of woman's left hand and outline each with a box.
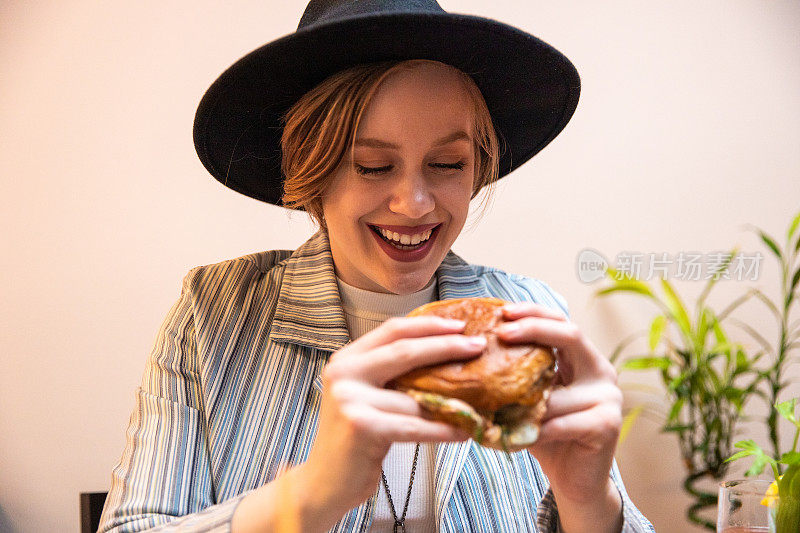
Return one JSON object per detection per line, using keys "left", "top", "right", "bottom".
{"left": 495, "top": 302, "right": 624, "bottom": 532}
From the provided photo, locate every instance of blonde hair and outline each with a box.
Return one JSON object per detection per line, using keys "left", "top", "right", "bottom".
{"left": 280, "top": 59, "right": 500, "bottom": 229}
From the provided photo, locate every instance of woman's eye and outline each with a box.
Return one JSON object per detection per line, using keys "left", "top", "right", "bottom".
{"left": 431, "top": 161, "right": 466, "bottom": 171}
{"left": 354, "top": 161, "right": 465, "bottom": 176}
{"left": 355, "top": 164, "right": 392, "bottom": 175}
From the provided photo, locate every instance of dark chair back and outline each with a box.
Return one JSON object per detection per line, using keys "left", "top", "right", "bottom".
{"left": 80, "top": 492, "right": 107, "bottom": 533}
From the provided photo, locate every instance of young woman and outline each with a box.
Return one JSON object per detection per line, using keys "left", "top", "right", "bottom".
{"left": 99, "top": 1, "right": 654, "bottom": 532}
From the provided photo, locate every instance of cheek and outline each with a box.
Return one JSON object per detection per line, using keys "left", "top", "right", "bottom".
{"left": 444, "top": 174, "right": 475, "bottom": 217}
{"left": 322, "top": 175, "right": 369, "bottom": 225}
{"left": 323, "top": 188, "right": 382, "bottom": 240}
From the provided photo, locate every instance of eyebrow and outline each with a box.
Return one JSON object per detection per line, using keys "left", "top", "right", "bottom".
{"left": 354, "top": 130, "right": 471, "bottom": 150}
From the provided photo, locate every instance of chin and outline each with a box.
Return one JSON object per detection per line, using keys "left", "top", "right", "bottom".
{"left": 378, "top": 270, "right": 434, "bottom": 295}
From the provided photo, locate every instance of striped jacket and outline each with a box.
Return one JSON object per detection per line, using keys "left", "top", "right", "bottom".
{"left": 99, "top": 229, "right": 654, "bottom": 533}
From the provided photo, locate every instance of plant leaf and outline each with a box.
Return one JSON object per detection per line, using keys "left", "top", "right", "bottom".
{"left": 727, "top": 440, "right": 777, "bottom": 476}
{"left": 667, "top": 369, "right": 689, "bottom": 392}
{"left": 608, "top": 330, "right": 647, "bottom": 366}
{"left": 663, "top": 423, "right": 693, "bottom": 433}
{"left": 704, "top": 364, "right": 723, "bottom": 394}
{"left": 746, "top": 455, "right": 771, "bottom": 477}
{"left": 726, "top": 450, "right": 756, "bottom": 462}
{"left": 776, "top": 398, "right": 798, "bottom": 426}
{"left": 621, "top": 356, "right": 672, "bottom": 371}
{"left": 717, "top": 288, "right": 757, "bottom": 322}
{"left": 791, "top": 266, "right": 800, "bottom": 294}
{"left": 727, "top": 317, "right": 774, "bottom": 355}
{"left": 779, "top": 451, "right": 800, "bottom": 466}
{"left": 659, "top": 278, "right": 693, "bottom": 339}
{"left": 696, "top": 307, "right": 713, "bottom": 352}
{"left": 697, "top": 247, "right": 738, "bottom": 308}
{"left": 751, "top": 288, "right": 782, "bottom": 321}
{"left": 666, "top": 397, "right": 685, "bottom": 423}
{"left": 732, "top": 439, "right": 762, "bottom": 453}
{"left": 733, "top": 347, "right": 751, "bottom": 374}
{"left": 648, "top": 315, "right": 667, "bottom": 351}
{"left": 712, "top": 315, "right": 728, "bottom": 346}
{"left": 619, "top": 404, "right": 644, "bottom": 444}
{"left": 595, "top": 281, "right": 655, "bottom": 299}
{"left": 724, "top": 387, "right": 747, "bottom": 410}
{"left": 788, "top": 211, "right": 800, "bottom": 240}
{"left": 710, "top": 341, "right": 737, "bottom": 354}
{"left": 760, "top": 230, "right": 783, "bottom": 260}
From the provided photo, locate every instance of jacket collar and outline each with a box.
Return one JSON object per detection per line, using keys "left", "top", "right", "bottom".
{"left": 269, "top": 229, "right": 351, "bottom": 352}
{"left": 269, "top": 229, "right": 492, "bottom": 353}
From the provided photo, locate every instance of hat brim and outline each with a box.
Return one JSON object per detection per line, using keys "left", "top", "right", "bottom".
{"left": 193, "top": 11, "right": 580, "bottom": 206}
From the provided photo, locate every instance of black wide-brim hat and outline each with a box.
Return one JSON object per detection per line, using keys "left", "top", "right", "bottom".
{"left": 193, "top": 0, "right": 580, "bottom": 206}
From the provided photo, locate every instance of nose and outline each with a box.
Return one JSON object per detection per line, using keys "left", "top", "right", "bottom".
{"left": 387, "top": 172, "right": 435, "bottom": 219}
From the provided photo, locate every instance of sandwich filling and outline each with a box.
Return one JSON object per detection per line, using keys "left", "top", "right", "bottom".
{"left": 403, "top": 387, "right": 548, "bottom": 454}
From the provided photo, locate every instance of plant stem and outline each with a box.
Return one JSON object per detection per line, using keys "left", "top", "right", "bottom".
{"left": 684, "top": 471, "right": 717, "bottom": 531}
{"left": 768, "top": 250, "right": 792, "bottom": 469}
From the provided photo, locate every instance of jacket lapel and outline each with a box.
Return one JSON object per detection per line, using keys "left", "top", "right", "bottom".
{"left": 269, "top": 229, "right": 351, "bottom": 355}
{"left": 266, "top": 230, "right": 374, "bottom": 532}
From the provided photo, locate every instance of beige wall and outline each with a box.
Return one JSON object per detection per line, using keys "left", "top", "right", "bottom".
{"left": 2, "top": 1, "right": 799, "bottom": 531}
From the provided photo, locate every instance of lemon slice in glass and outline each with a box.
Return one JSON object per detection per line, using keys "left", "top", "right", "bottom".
{"left": 761, "top": 478, "right": 780, "bottom": 507}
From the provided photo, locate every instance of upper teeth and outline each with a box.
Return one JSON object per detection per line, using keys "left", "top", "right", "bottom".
{"left": 378, "top": 227, "right": 433, "bottom": 245}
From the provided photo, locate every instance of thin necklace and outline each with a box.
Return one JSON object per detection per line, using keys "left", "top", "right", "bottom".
{"left": 380, "top": 442, "right": 420, "bottom": 533}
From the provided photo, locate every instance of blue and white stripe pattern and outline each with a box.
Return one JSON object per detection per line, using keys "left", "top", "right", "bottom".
{"left": 99, "top": 229, "right": 654, "bottom": 532}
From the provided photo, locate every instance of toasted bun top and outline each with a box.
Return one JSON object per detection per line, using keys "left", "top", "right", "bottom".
{"left": 390, "top": 297, "right": 556, "bottom": 414}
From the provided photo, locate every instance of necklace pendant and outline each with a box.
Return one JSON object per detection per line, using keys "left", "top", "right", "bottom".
{"left": 393, "top": 521, "right": 406, "bottom": 533}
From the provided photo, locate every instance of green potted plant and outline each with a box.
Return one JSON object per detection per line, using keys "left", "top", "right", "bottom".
{"left": 596, "top": 209, "right": 800, "bottom": 530}
{"left": 738, "top": 212, "right": 800, "bottom": 464}
{"left": 721, "top": 211, "right": 800, "bottom": 533}
{"left": 597, "top": 257, "right": 764, "bottom": 529}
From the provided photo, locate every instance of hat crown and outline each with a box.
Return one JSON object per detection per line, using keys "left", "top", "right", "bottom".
{"left": 298, "top": 0, "right": 446, "bottom": 30}
{"left": 194, "top": 0, "right": 580, "bottom": 206}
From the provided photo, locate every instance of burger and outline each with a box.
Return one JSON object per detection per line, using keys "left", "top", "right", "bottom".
{"left": 388, "top": 297, "right": 557, "bottom": 452}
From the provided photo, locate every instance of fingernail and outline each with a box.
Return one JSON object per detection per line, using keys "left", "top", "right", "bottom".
{"left": 466, "top": 336, "right": 487, "bottom": 348}
{"left": 503, "top": 303, "right": 526, "bottom": 313}
{"left": 443, "top": 318, "right": 466, "bottom": 328}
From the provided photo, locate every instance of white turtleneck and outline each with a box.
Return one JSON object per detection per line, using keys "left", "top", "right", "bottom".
{"left": 335, "top": 275, "right": 438, "bottom": 532}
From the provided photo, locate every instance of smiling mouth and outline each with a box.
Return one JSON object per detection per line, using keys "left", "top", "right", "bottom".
{"left": 369, "top": 224, "right": 441, "bottom": 250}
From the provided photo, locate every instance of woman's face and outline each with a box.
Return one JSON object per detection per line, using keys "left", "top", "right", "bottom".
{"left": 321, "top": 63, "right": 476, "bottom": 295}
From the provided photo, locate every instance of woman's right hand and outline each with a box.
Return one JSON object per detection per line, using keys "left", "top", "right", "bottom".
{"left": 301, "top": 315, "right": 486, "bottom": 515}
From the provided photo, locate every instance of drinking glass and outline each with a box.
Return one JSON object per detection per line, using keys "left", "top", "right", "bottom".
{"left": 717, "top": 479, "right": 773, "bottom": 533}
